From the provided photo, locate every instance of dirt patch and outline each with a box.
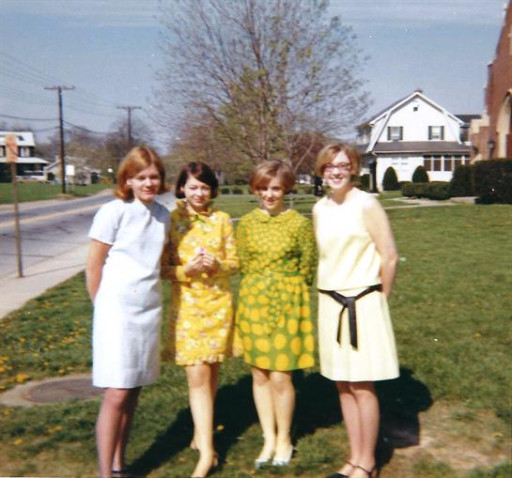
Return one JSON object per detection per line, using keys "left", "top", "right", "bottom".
{"left": 391, "top": 401, "right": 508, "bottom": 471}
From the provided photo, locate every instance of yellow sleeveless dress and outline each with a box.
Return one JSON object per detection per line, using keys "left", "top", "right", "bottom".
{"left": 313, "top": 190, "right": 399, "bottom": 382}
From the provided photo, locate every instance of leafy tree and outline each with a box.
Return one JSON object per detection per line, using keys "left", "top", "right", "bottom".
{"left": 155, "top": 0, "right": 370, "bottom": 171}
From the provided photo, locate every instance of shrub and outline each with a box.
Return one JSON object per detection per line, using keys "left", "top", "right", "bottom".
{"left": 473, "top": 159, "right": 512, "bottom": 204}
{"left": 401, "top": 182, "right": 450, "bottom": 200}
{"left": 232, "top": 187, "right": 244, "bottom": 194}
{"left": 412, "top": 165, "right": 429, "bottom": 183}
{"left": 450, "top": 164, "right": 474, "bottom": 197}
{"left": 358, "top": 174, "right": 370, "bottom": 191}
{"left": 382, "top": 166, "right": 400, "bottom": 191}
{"left": 220, "top": 187, "right": 230, "bottom": 195}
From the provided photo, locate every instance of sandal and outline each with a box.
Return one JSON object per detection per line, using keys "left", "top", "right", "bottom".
{"left": 356, "top": 465, "right": 377, "bottom": 477}
{"left": 325, "top": 461, "right": 356, "bottom": 478}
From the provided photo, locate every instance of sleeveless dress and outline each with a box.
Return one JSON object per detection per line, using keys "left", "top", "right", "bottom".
{"left": 236, "top": 208, "right": 317, "bottom": 371}
{"left": 89, "top": 198, "right": 171, "bottom": 388}
{"left": 313, "top": 191, "right": 399, "bottom": 382}
{"left": 161, "top": 200, "right": 239, "bottom": 365}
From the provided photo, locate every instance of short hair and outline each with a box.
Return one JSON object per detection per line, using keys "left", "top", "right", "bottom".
{"left": 115, "top": 146, "right": 170, "bottom": 201}
{"left": 249, "top": 160, "right": 296, "bottom": 194}
{"left": 315, "top": 143, "right": 361, "bottom": 176}
{"left": 175, "top": 162, "right": 219, "bottom": 199}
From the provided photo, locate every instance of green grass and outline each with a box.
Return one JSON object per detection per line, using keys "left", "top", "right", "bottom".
{"left": 0, "top": 183, "right": 113, "bottom": 204}
{"left": 0, "top": 197, "right": 510, "bottom": 477}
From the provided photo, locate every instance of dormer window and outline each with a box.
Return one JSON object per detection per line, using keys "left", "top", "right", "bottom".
{"left": 387, "top": 126, "right": 403, "bottom": 141}
{"left": 428, "top": 126, "right": 444, "bottom": 140}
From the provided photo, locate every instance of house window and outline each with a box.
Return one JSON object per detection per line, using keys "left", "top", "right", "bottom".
{"left": 428, "top": 126, "right": 444, "bottom": 140}
{"left": 444, "top": 158, "right": 453, "bottom": 171}
{"left": 424, "top": 159, "right": 432, "bottom": 171}
{"left": 387, "top": 126, "right": 403, "bottom": 141}
{"left": 433, "top": 159, "right": 441, "bottom": 171}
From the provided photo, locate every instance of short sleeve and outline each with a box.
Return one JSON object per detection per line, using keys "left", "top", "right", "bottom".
{"left": 88, "top": 200, "right": 122, "bottom": 245}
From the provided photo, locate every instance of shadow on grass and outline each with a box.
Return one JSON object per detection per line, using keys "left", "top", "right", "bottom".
{"left": 130, "top": 374, "right": 257, "bottom": 476}
{"left": 293, "top": 367, "right": 433, "bottom": 468}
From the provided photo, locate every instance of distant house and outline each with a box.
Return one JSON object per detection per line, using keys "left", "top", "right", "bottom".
{"left": 355, "top": 90, "right": 474, "bottom": 190}
{"left": 470, "top": 2, "right": 511, "bottom": 160}
{"left": 45, "top": 156, "right": 101, "bottom": 185}
{"left": 0, "top": 132, "right": 49, "bottom": 183}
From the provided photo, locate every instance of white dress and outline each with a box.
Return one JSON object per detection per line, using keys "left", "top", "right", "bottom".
{"left": 313, "top": 191, "right": 399, "bottom": 382}
{"left": 89, "top": 198, "right": 170, "bottom": 388}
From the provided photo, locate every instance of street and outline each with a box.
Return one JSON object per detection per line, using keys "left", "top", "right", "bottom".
{"left": 0, "top": 191, "right": 176, "bottom": 279}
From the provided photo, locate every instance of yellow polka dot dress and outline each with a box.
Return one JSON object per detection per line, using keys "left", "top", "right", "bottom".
{"left": 161, "top": 200, "right": 240, "bottom": 365}
{"left": 236, "top": 208, "right": 317, "bottom": 371}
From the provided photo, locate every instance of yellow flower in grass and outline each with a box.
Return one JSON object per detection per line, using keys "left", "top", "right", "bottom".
{"left": 13, "top": 438, "right": 23, "bottom": 446}
{"left": 16, "top": 373, "right": 30, "bottom": 384}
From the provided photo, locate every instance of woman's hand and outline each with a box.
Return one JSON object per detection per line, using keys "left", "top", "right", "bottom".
{"left": 184, "top": 253, "right": 206, "bottom": 277}
{"left": 202, "top": 252, "right": 220, "bottom": 275}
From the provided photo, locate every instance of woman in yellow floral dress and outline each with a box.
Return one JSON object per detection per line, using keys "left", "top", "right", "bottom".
{"left": 161, "top": 162, "right": 239, "bottom": 478}
{"left": 236, "top": 160, "right": 316, "bottom": 469}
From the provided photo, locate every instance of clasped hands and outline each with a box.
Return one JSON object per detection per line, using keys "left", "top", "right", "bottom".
{"left": 184, "top": 247, "right": 220, "bottom": 277}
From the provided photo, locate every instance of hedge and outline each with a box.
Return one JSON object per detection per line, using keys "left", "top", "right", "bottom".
{"left": 450, "top": 159, "right": 512, "bottom": 204}
{"left": 401, "top": 181, "right": 451, "bottom": 200}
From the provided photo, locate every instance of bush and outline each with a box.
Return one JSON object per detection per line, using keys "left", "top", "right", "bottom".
{"left": 358, "top": 174, "right": 370, "bottom": 191}
{"left": 232, "top": 187, "right": 244, "bottom": 194}
{"left": 401, "top": 181, "right": 450, "bottom": 200}
{"left": 382, "top": 166, "right": 400, "bottom": 191}
{"left": 450, "top": 164, "right": 474, "bottom": 197}
{"left": 412, "top": 165, "right": 429, "bottom": 183}
{"left": 473, "top": 159, "right": 512, "bottom": 204}
{"left": 220, "top": 187, "right": 230, "bottom": 195}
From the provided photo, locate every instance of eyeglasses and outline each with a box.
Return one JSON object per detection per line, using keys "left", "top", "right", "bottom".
{"left": 322, "top": 163, "right": 352, "bottom": 173}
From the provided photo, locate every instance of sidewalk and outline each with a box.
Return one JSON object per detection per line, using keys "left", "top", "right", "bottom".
{"left": 0, "top": 242, "right": 90, "bottom": 320}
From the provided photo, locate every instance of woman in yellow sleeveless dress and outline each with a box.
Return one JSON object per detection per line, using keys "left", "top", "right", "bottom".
{"left": 313, "top": 144, "right": 399, "bottom": 478}
{"left": 161, "top": 162, "right": 239, "bottom": 478}
{"left": 236, "top": 160, "right": 316, "bottom": 469}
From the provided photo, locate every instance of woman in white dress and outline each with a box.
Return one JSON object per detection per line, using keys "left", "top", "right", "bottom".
{"left": 86, "top": 147, "right": 171, "bottom": 478}
{"left": 313, "top": 143, "right": 399, "bottom": 478}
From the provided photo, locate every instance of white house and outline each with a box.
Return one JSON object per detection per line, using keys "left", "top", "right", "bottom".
{"left": 0, "top": 131, "right": 49, "bottom": 182}
{"left": 355, "top": 91, "right": 474, "bottom": 190}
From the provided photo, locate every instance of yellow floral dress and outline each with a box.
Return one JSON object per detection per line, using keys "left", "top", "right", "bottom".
{"left": 161, "top": 200, "right": 239, "bottom": 365}
{"left": 236, "top": 208, "right": 317, "bottom": 371}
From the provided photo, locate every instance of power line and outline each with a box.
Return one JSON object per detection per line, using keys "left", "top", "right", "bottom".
{"left": 0, "top": 113, "right": 57, "bottom": 122}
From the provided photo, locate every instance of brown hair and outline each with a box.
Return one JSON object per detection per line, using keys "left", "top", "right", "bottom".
{"left": 175, "top": 162, "right": 219, "bottom": 199}
{"left": 115, "top": 146, "right": 169, "bottom": 200}
{"left": 315, "top": 143, "right": 361, "bottom": 176}
{"left": 249, "top": 160, "right": 296, "bottom": 194}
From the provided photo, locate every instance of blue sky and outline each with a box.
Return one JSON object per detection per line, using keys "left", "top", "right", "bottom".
{"left": 0, "top": 0, "right": 508, "bottom": 151}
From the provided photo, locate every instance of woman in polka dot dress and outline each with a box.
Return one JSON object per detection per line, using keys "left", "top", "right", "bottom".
{"left": 236, "top": 160, "right": 317, "bottom": 469}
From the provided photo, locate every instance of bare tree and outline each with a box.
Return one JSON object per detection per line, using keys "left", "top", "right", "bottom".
{"left": 155, "top": 0, "right": 370, "bottom": 171}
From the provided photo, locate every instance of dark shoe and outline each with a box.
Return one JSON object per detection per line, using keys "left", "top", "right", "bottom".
{"left": 326, "top": 461, "right": 356, "bottom": 478}
{"left": 356, "top": 465, "right": 377, "bottom": 477}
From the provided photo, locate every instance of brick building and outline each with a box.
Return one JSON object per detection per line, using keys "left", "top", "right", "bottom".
{"left": 471, "top": 1, "right": 512, "bottom": 160}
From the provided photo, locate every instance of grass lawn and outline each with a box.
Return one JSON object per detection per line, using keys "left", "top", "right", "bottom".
{"left": 0, "top": 183, "right": 113, "bottom": 204}
{"left": 0, "top": 196, "right": 510, "bottom": 477}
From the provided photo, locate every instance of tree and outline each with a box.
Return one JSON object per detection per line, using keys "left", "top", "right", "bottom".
{"left": 155, "top": 0, "right": 369, "bottom": 172}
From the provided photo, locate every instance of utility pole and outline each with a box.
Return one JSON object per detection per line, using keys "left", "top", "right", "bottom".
{"left": 44, "top": 85, "right": 75, "bottom": 194}
{"left": 117, "top": 106, "right": 141, "bottom": 151}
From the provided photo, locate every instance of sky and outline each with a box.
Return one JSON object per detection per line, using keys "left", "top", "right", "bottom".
{"left": 0, "top": 0, "right": 509, "bottom": 152}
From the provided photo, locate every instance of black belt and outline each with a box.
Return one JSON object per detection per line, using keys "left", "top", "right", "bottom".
{"left": 318, "top": 284, "right": 382, "bottom": 349}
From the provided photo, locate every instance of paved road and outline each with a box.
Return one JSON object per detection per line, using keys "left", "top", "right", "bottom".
{"left": 0, "top": 191, "right": 175, "bottom": 319}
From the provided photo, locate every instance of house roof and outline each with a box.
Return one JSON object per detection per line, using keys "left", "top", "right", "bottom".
{"left": 358, "top": 90, "right": 464, "bottom": 128}
{"left": 368, "top": 141, "right": 472, "bottom": 155}
{"left": 0, "top": 157, "right": 48, "bottom": 165}
{"left": 0, "top": 132, "right": 35, "bottom": 147}
{"left": 456, "top": 114, "right": 481, "bottom": 124}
